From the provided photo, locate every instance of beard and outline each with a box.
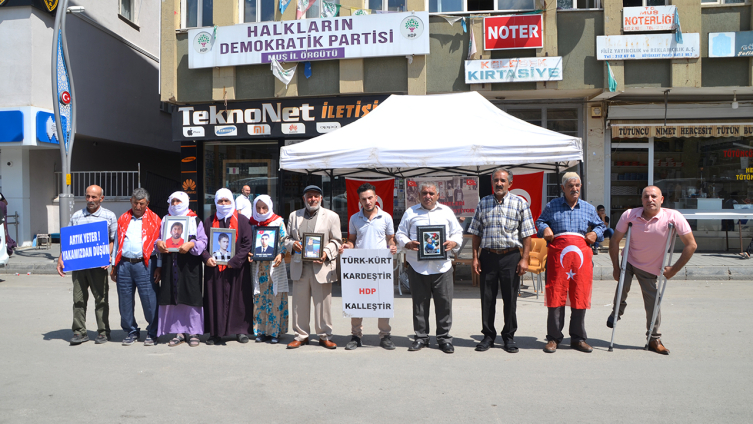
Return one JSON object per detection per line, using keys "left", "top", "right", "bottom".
{"left": 305, "top": 203, "right": 320, "bottom": 213}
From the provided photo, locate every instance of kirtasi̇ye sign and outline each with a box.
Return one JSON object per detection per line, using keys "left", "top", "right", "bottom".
{"left": 340, "top": 249, "right": 394, "bottom": 318}
{"left": 465, "top": 57, "right": 562, "bottom": 84}
{"left": 623, "top": 6, "right": 676, "bottom": 32}
{"left": 483, "top": 14, "right": 543, "bottom": 50}
{"left": 612, "top": 123, "right": 753, "bottom": 139}
{"left": 173, "top": 95, "right": 388, "bottom": 141}
{"left": 60, "top": 221, "right": 111, "bottom": 272}
{"left": 188, "top": 11, "right": 429, "bottom": 68}
{"left": 709, "top": 31, "right": 753, "bottom": 57}
{"left": 596, "top": 33, "right": 699, "bottom": 60}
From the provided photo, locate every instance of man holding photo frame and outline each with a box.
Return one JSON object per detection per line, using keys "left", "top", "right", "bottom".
{"left": 283, "top": 185, "right": 342, "bottom": 350}
{"left": 396, "top": 181, "right": 463, "bottom": 354}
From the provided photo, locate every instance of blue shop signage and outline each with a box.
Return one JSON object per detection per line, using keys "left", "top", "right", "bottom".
{"left": 60, "top": 221, "right": 111, "bottom": 272}
{"left": 709, "top": 31, "right": 753, "bottom": 57}
{"left": 35, "top": 111, "right": 64, "bottom": 144}
{"left": 0, "top": 110, "right": 24, "bottom": 142}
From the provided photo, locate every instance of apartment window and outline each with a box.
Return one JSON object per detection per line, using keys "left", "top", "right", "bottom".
{"left": 306, "top": 0, "right": 341, "bottom": 18}
{"left": 121, "top": 0, "right": 133, "bottom": 20}
{"left": 622, "top": 0, "right": 667, "bottom": 6}
{"left": 183, "top": 0, "right": 214, "bottom": 28}
{"left": 368, "top": 0, "right": 407, "bottom": 11}
{"left": 242, "top": 0, "right": 275, "bottom": 22}
{"left": 428, "top": 0, "right": 534, "bottom": 13}
{"left": 557, "top": 0, "right": 602, "bottom": 9}
{"left": 701, "top": 0, "right": 745, "bottom": 4}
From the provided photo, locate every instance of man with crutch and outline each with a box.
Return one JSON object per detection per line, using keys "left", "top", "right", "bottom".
{"left": 608, "top": 186, "right": 697, "bottom": 355}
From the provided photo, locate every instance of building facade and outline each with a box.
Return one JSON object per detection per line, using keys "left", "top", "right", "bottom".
{"left": 161, "top": 0, "right": 753, "bottom": 250}
{"left": 0, "top": 0, "right": 176, "bottom": 245}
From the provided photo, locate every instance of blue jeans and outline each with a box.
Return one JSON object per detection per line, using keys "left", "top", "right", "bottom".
{"left": 594, "top": 228, "right": 614, "bottom": 249}
{"left": 116, "top": 260, "right": 158, "bottom": 339}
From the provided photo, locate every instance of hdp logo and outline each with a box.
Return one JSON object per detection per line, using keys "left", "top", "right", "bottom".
{"left": 193, "top": 31, "right": 212, "bottom": 54}
{"left": 400, "top": 16, "right": 424, "bottom": 40}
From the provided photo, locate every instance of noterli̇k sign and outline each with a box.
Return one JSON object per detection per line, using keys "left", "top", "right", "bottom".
{"left": 623, "top": 6, "right": 676, "bottom": 32}
{"left": 483, "top": 14, "right": 543, "bottom": 50}
{"left": 188, "top": 12, "right": 429, "bottom": 68}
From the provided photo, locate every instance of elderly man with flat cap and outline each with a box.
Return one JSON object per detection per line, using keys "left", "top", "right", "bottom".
{"left": 283, "top": 185, "right": 342, "bottom": 350}
{"left": 536, "top": 172, "right": 606, "bottom": 354}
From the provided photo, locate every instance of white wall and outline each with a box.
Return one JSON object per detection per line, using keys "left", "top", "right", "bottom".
{"left": 0, "top": 7, "right": 35, "bottom": 108}
{"left": 1, "top": 147, "right": 32, "bottom": 245}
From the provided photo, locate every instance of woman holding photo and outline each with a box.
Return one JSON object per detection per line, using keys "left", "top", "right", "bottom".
{"left": 248, "top": 195, "right": 289, "bottom": 344}
{"left": 154, "top": 191, "right": 206, "bottom": 347}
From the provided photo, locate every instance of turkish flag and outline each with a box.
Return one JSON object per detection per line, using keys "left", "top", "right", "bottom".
{"left": 345, "top": 178, "right": 394, "bottom": 235}
{"left": 545, "top": 235, "right": 593, "bottom": 309}
{"left": 509, "top": 171, "right": 544, "bottom": 224}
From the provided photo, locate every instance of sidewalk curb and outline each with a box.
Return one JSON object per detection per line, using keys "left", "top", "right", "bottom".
{"left": 0, "top": 264, "right": 58, "bottom": 275}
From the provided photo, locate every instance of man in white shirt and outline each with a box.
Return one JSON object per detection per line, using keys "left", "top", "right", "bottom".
{"left": 340, "top": 183, "right": 398, "bottom": 351}
{"left": 396, "top": 181, "right": 463, "bottom": 353}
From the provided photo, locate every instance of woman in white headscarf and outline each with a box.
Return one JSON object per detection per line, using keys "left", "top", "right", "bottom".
{"left": 201, "top": 188, "right": 254, "bottom": 345}
{"left": 248, "top": 194, "right": 288, "bottom": 344}
{"left": 154, "top": 191, "right": 206, "bottom": 347}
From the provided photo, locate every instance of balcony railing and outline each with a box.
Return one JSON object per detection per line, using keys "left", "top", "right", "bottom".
{"left": 55, "top": 165, "right": 141, "bottom": 199}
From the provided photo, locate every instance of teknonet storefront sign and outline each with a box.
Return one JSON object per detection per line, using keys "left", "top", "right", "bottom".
{"left": 612, "top": 123, "right": 753, "bottom": 139}
{"left": 188, "top": 12, "right": 429, "bottom": 68}
{"left": 596, "top": 33, "right": 699, "bottom": 60}
{"left": 483, "top": 14, "right": 543, "bottom": 50}
{"left": 464, "top": 57, "right": 562, "bottom": 83}
{"left": 172, "top": 96, "right": 388, "bottom": 142}
{"left": 709, "top": 31, "right": 753, "bottom": 58}
{"left": 623, "top": 6, "right": 676, "bottom": 32}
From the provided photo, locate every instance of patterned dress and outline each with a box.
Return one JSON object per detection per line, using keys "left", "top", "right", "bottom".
{"left": 253, "top": 219, "right": 289, "bottom": 338}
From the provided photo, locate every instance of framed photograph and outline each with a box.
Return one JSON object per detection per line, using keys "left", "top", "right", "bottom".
{"left": 252, "top": 226, "right": 280, "bottom": 262}
{"left": 417, "top": 225, "right": 447, "bottom": 261}
{"left": 163, "top": 216, "right": 190, "bottom": 253}
{"left": 210, "top": 228, "right": 236, "bottom": 265}
{"left": 302, "top": 233, "right": 324, "bottom": 262}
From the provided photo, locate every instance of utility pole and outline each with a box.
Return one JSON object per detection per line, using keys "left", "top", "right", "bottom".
{"left": 51, "top": 0, "right": 83, "bottom": 230}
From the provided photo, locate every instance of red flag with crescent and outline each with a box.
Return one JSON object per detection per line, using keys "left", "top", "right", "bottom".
{"left": 545, "top": 235, "right": 593, "bottom": 309}
{"left": 509, "top": 171, "right": 543, "bottom": 226}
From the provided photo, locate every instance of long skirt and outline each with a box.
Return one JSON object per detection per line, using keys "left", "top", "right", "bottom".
{"left": 158, "top": 304, "right": 204, "bottom": 336}
{"left": 253, "top": 264, "right": 289, "bottom": 338}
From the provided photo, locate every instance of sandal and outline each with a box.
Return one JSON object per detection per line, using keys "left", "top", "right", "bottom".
{"left": 168, "top": 334, "right": 185, "bottom": 347}
{"left": 739, "top": 252, "right": 751, "bottom": 259}
{"left": 188, "top": 335, "right": 200, "bottom": 347}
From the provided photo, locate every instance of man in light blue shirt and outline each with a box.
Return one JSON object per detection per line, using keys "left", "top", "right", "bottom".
{"left": 340, "top": 183, "right": 397, "bottom": 351}
{"left": 396, "top": 181, "right": 463, "bottom": 354}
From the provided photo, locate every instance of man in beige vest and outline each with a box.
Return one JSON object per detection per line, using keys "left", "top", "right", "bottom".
{"left": 284, "top": 185, "right": 342, "bottom": 349}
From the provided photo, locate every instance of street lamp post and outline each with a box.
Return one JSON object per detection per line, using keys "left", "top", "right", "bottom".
{"left": 51, "top": 0, "right": 83, "bottom": 230}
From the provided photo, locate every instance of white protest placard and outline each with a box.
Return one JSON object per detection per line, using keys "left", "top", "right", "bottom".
{"left": 188, "top": 12, "right": 430, "bottom": 69}
{"left": 596, "top": 33, "right": 700, "bottom": 60}
{"left": 340, "top": 249, "right": 394, "bottom": 318}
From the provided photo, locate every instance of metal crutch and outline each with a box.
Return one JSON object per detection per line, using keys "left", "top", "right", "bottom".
{"left": 609, "top": 222, "right": 632, "bottom": 352}
{"left": 645, "top": 223, "right": 677, "bottom": 350}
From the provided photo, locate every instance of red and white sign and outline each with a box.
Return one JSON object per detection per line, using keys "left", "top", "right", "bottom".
{"left": 484, "top": 14, "right": 543, "bottom": 51}
{"left": 623, "top": 6, "right": 676, "bottom": 32}
{"left": 509, "top": 171, "right": 544, "bottom": 227}
{"left": 345, "top": 178, "right": 395, "bottom": 237}
{"left": 60, "top": 91, "right": 71, "bottom": 105}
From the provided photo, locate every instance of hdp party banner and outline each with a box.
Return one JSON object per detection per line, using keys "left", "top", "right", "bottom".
{"left": 346, "top": 178, "right": 394, "bottom": 232}
{"left": 509, "top": 171, "right": 544, "bottom": 224}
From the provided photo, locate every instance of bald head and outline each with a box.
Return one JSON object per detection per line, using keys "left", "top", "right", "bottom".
{"left": 85, "top": 185, "right": 104, "bottom": 213}
{"left": 641, "top": 185, "right": 664, "bottom": 217}
{"left": 642, "top": 185, "right": 662, "bottom": 197}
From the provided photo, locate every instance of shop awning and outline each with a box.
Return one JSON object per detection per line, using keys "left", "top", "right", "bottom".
{"left": 279, "top": 92, "right": 583, "bottom": 178}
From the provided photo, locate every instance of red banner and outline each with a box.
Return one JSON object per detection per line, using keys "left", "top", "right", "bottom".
{"left": 509, "top": 171, "right": 544, "bottom": 225}
{"left": 346, "top": 178, "right": 395, "bottom": 233}
{"left": 484, "top": 14, "right": 543, "bottom": 50}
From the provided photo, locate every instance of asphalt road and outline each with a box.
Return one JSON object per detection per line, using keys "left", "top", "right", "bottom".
{"left": 0, "top": 275, "right": 750, "bottom": 423}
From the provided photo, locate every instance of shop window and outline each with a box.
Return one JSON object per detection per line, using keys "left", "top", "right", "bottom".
{"left": 307, "top": 0, "right": 342, "bottom": 18}
{"left": 505, "top": 109, "right": 542, "bottom": 127}
{"left": 547, "top": 109, "right": 579, "bottom": 138}
{"left": 428, "top": 0, "right": 535, "bottom": 13}
{"left": 120, "top": 0, "right": 133, "bottom": 21}
{"left": 242, "top": 0, "right": 275, "bottom": 22}
{"left": 368, "top": 0, "right": 407, "bottom": 12}
{"left": 557, "top": 0, "right": 602, "bottom": 9}
{"left": 183, "top": 0, "right": 213, "bottom": 28}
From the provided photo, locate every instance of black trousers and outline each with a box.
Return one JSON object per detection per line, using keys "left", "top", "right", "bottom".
{"left": 479, "top": 249, "right": 520, "bottom": 343}
{"left": 408, "top": 265, "right": 453, "bottom": 344}
{"left": 546, "top": 306, "right": 587, "bottom": 344}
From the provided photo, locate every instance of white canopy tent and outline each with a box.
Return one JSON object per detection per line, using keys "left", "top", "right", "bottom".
{"left": 280, "top": 91, "right": 583, "bottom": 179}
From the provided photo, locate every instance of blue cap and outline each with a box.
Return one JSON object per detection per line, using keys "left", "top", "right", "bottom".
{"left": 303, "top": 185, "right": 323, "bottom": 195}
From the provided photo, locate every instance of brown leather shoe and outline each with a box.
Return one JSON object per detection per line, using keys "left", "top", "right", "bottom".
{"left": 648, "top": 339, "right": 670, "bottom": 355}
{"left": 571, "top": 340, "right": 593, "bottom": 353}
{"left": 543, "top": 340, "right": 558, "bottom": 353}
{"left": 286, "top": 338, "right": 309, "bottom": 349}
{"left": 319, "top": 339, "right": 337, "bottom": 349}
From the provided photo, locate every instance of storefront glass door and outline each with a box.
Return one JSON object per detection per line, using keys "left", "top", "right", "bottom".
{"left": 609, "top": 138, "right": 652, "bottom": 227}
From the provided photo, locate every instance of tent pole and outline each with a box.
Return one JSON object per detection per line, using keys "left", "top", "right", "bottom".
{"left": 329, "top": 169, "right": 334, "bottom": 210}
{"left": 578, "top": 160, "right": 585, "bottom": 199}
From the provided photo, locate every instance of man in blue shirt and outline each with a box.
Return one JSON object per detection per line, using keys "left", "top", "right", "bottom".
{"left": 536, "top": 173, "right": 605, "bottom": 354}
